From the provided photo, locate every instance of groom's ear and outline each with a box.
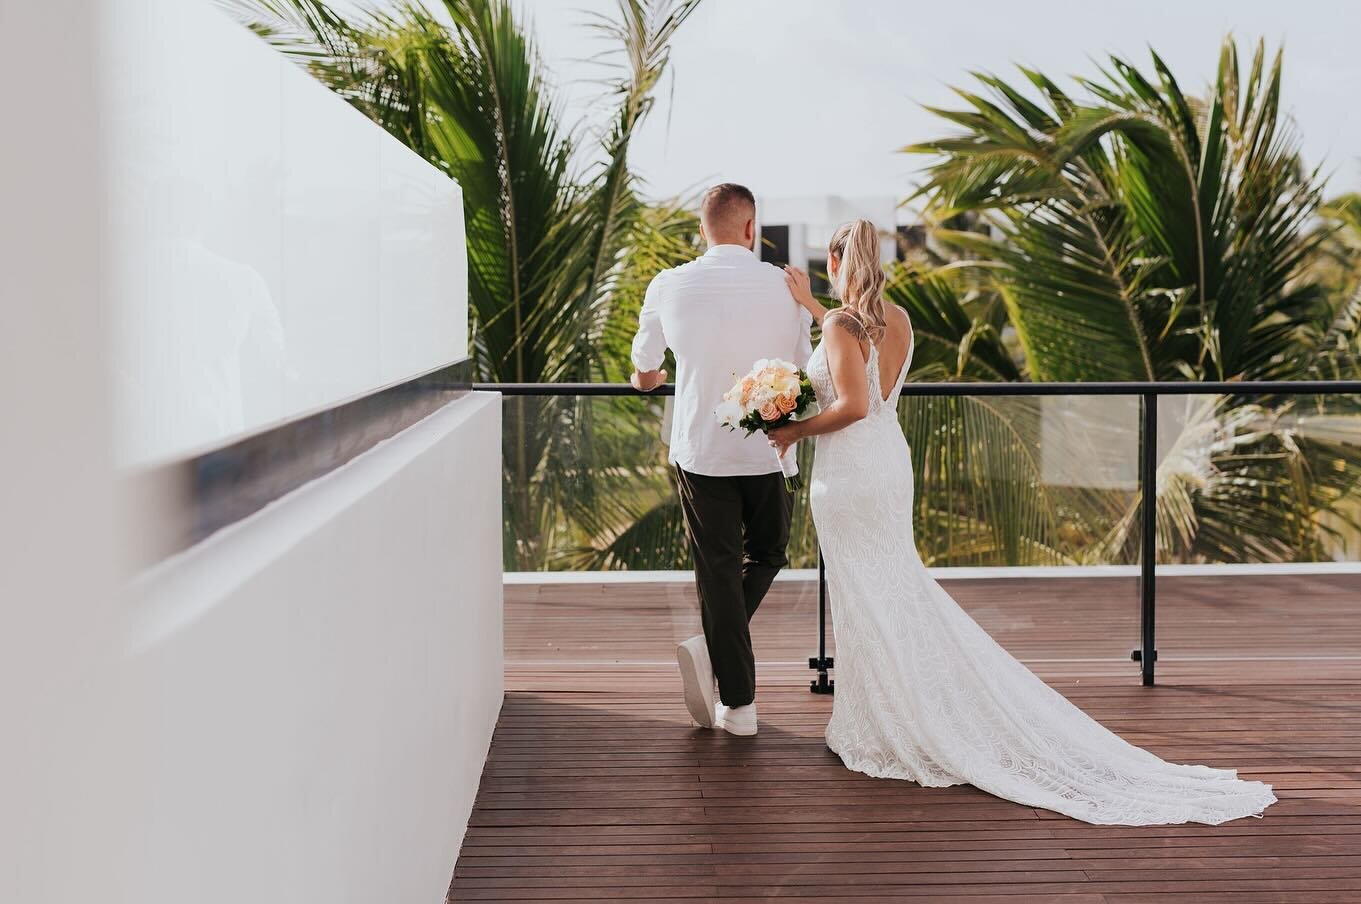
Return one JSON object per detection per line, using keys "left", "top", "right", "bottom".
{"left": 698, "top": 223, "right": 707, "bottom": 245}
{"left": 744, "top": 217, "right": 755, "bottom": 249}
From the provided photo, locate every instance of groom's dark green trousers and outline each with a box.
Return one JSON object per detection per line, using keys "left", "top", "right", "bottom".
{"left": 675, "top": 466, "right": 792, "bottom": 708}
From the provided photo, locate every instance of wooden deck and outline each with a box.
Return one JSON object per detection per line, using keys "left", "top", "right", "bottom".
{"left": 450, "top": 573, "right": 1361, "bottom": 902}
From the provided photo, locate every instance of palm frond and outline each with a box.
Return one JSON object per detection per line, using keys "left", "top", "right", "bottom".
{"left": 885, "top": 264, "right": 1020, "bottom": 381}
{"left": 910, "top": 36, "right": 1361, "bottom": 566}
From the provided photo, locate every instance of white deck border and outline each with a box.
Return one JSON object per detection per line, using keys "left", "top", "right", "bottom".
{"left": 506, "top": 561, "right": 1361, "bottom": 584}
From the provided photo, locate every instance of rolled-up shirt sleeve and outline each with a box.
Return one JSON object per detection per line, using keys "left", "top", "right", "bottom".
{"left": 631, "top": 272, "right": 668, "bottom": 372}
{"left": 793, "top": 306, "right": 814, "bottom": 369}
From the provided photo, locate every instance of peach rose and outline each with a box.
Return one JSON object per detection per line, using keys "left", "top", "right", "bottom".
{"left": 758, "top": 401, "right": 781, "bottom": 421}
{"left": 775, "top": 393, "right": 797, "bottom": 414}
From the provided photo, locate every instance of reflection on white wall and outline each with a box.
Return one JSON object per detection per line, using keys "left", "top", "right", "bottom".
{"left": 104, "top": 0, "right": 467, "bottom": 467}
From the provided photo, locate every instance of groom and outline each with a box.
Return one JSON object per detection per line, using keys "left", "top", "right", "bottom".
{"left": 631, "top": 183, "right": 812, "bottom": 737}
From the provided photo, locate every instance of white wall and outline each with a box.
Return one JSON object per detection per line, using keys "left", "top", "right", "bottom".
{"left": 93, "top": 3, "right": 503, "bottom": 896}
{"left": 1, "top": 4, "right": 129, "bottom": 902}
{"left": 104, "top": 0, "right": 468, "bottom": 467}
{"left": 3, "top": 3, "right": 501, "bottom": 901}
{"left": 122, "top": 393, "right": 503, "bottom": 904}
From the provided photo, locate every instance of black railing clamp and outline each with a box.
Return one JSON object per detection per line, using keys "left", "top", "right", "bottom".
{"left": 810, "top": 552, "right": 835, "bottom": 694}
{"left": 809, "top": 656, "right": 835, "bottom": 694}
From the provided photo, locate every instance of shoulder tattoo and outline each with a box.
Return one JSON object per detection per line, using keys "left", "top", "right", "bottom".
{"left": 825, "top": 309, "right": 868, "bottom": 341}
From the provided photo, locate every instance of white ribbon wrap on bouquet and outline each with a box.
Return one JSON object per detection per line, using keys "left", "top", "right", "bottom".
{"left": 774, "top": 400, "right": 816, "bottom": 483}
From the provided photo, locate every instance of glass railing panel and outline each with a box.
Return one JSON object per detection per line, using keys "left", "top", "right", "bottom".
{"left": 1153, "top": 391, "right": 1361, "bottom": 565}
{"left": 1157, "top": 391, "right": 1361, "bottom": 670}
{"left": 498, "top": 390, "right": 1153, "bottom": 680}
{"left": 500, "top": 393, "right": 678, "bottom": 573}
{"left": 898, "top": 393, "right": 1141, "bottom": 567}
{"left": 499, "top": 392, "right": 1159, "bottom": 573}
{"left": 897, "top": 392, "right": 1142, "bottom": 667}
{"left": 491, "top": 382, "right": 1361, "bottom": 723}
{"left": 499, "top": 392, "right": 702, "bottom": 674}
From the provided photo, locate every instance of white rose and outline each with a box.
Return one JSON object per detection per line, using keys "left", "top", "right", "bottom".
{"left": 715, "top": 399, "right": 744, "bottom": 428}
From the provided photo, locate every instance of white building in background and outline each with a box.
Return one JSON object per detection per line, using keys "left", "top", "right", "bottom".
{"left": 3, "top": 3, "right": 501, "bottom": 903}
{"left": 757, "top": 195, "right": 909, "bottom": 291}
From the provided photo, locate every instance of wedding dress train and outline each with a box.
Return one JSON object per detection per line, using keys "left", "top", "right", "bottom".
{"left": 806, "top": 330, "right": 1277, "bottom": 826}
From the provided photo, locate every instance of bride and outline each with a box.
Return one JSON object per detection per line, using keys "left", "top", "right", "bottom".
{"left": 767, "top": 219, "right": 1277, "bottom": 826}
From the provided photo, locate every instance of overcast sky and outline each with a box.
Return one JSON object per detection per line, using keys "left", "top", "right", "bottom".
{"left": 513, "top": 0, "right": 1361, "bottom": 206}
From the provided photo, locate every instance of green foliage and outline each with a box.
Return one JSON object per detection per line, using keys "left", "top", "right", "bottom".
{"left": 230, "top": 0, "right": 702, "bottom": 569}
{"left": 230, "top": 10, "right": 1361, "bottom": 569}
{"left": 907, "top": 37, "right": 1361, "bottom": 563}
{"left": 600, "top": 204, "right": 703, "bottom": 382}
{"left": 887, "top": 265, "right": 1019, "bottom": 382}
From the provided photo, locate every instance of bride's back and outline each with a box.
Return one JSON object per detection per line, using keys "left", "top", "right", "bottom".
{"left": 873, "top": 306, "right": 913, "bottom": 403}
{"left": 832, "top": 304, "right": 913, "bottom": 404}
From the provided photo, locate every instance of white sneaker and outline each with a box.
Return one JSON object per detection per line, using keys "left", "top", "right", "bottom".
{"left": 676, "top": 635, "right": 715, "bottom": 729}
{"left": 715, "top": 702, "right": 758, "bottom": 737}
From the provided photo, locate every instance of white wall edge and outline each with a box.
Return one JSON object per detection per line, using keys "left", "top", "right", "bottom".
{"left": 505, "top": 560, "right": 1361, "bottom": 585}
{"left": 128, "top": 392, "right": 497, "bottom": 653}
{"left": 117, "top": 389, "right": 501, "bottom": 903}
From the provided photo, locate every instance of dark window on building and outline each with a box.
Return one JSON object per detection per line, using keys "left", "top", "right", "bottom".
{"left": 808, "top": 257, "right": 830, "bottom": 295}
{"left": 760, "top": 224, "right": 789, "bottom": 265}
{"left": 896, "top": 225, "right": 926, "bottom": 261}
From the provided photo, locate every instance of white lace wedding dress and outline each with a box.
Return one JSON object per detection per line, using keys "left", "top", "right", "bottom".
{"left": 806, "top": 323, "right": 1278, "bottom": 826}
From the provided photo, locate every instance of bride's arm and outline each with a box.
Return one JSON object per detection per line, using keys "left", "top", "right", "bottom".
{"left": 768, "top": 315, "right": 869, "bottom": 456}
{"left": 783, "top": 266, "right": 829, "bottom": 325}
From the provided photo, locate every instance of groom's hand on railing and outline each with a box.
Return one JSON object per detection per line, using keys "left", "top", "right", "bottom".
{"left": 630, "top": 369, "right": 667, "bottom": 392}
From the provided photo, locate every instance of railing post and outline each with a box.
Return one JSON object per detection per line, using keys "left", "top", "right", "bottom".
{"left": 809, "top": 549, "right": 834, "bottom": 694}
{"left": 1132, "top": 391, "right": 1158, "bottom": 686}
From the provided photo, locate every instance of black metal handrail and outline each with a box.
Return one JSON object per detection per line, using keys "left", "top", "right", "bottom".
{"left": 477, "top": 378, "right": 1361, "bottom": 688}
{"left": 479, "top": 379, "right": 1361, "bottom": 397}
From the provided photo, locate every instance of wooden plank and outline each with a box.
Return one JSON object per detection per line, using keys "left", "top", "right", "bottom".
{"left": 447, "top": 573, "right": 1361, "bottom": 902}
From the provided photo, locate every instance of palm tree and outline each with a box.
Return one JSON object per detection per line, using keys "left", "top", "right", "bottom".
{"left": 1315, "top": 192, "right": 1361, "bottom": 349}
{"left": 1322, "top": 192, "right": 1361, "bottom": 259}
{"left": 558, "top": 203, "right": 702, "bottom": 570}
{"left": 905, "top": 37, "right": 1361, "bottom": 563}
{"left": 228, "top": 0, "right": 702, "bottom": 569}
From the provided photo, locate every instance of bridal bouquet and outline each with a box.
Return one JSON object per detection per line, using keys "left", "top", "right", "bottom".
{"left": 715, "top": 358, "right": 819, "bottom": 490}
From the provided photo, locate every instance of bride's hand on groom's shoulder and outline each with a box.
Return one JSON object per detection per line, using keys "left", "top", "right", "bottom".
{"left": 784, "top": 266, "right": 814, "bottom": 308}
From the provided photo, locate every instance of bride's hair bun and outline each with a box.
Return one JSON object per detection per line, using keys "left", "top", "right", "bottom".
{"left": 828, "top": 219, "right": 887, "bottom": 343}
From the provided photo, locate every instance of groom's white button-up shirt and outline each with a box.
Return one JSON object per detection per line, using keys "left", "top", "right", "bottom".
{"left": 632, "top": 244, "right": 813, "bottom": 477}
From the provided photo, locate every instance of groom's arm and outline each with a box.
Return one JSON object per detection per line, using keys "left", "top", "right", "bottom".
{"left": 630, "top": 273, "right": 668, "bottom": 392}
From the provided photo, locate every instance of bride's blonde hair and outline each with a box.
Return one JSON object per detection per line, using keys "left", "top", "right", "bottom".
{"left": 828, "top": 219, "right": 887, "bottom": 343}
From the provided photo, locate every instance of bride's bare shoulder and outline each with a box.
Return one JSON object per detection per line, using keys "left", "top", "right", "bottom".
{"left": 888, "top": 303, "right": 912, "bottom": 331}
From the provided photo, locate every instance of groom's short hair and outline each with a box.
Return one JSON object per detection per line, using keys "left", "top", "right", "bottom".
{"left": 700, "top": 183, "right": 756, "bottom": 236}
